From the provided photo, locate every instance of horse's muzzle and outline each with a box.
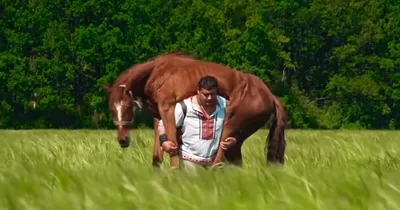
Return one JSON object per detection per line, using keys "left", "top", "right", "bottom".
{"left": 118, "top": 137, "right": 131, "bottom": 148}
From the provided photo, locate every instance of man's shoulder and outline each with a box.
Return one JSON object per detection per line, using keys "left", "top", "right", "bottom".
{"left": 217, "top": 95, "right": 229, "bottom": 107}
{"left": 180, "top": 97, "right": 193, "bottom": 106}
{"left": 175, "top": 97, "right": 192, "bottom": 113}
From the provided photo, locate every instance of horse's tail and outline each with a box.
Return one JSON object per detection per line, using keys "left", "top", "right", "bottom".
{"left": 266, "top": 95, "right": 287, "bottom": 165}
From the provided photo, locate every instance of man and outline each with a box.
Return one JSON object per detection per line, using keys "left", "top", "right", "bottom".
{"left": 157, "top": 75, "right": 237, "bottom": 170}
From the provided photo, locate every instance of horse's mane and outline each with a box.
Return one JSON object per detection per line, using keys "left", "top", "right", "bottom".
{"left": 111, "top": 50, "right": 200, "bottom": 97}
{"left": 117, "top": 50, "right": 198, "bottom": 79}
{"left": 149, "top": 50, "right": 200, "bottom": 61}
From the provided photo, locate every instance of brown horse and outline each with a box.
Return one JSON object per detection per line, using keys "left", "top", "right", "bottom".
{"left": 102, "top": 51, "right": 287, "bottom": 169}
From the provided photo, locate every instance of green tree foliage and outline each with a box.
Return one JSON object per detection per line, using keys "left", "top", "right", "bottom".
{"left": 0, "top": 0, "right": 398, "bottom": 129}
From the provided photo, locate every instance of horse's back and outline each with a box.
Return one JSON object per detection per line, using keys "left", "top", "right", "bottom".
{"left": 161, "top": 60, "right": 245, "bottom": 98}
{"left": 147, "top": 56, "right": 272, "bottom": 110}
{"left": 245, "top": 73, "right": 276, "bottom": 112}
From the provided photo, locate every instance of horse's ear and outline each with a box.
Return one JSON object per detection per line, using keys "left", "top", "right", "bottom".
{"left": 102, "top": 84, "right": 112, "bottom": 94}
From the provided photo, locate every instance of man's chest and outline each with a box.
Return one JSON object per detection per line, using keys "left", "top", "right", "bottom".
{"left": 182, "top": 110, "right": 225, "bottom": 140}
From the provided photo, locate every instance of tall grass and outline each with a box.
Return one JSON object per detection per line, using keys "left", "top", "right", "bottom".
{"left": 0, "top": 129, "right": 399, "bottom": 209}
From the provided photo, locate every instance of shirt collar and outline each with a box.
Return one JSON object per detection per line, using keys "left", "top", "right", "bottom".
{"left": 189, "top": 96, "right": 224, "bottom": 117}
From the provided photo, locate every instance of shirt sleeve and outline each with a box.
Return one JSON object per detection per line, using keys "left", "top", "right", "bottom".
{"left": 174, "top": 102, "right": 184, "bottom": 127}
{"left": 218, "top": 95, "right": 229, "bottom": 107}
{"left": 157, "top": 102, "right": 185, "bottom": 134}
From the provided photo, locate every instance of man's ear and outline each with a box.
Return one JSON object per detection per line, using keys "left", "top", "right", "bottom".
{"left": 102, "top": 84, "right": 112, "bottom": 94}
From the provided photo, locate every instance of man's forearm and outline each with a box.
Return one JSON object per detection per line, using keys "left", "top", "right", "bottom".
{"left": 157, "top": 121, "right": 167, "bottom": 146}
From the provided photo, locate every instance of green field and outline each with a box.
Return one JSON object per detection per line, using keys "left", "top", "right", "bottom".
{"left": 0, "top": 129, "right": 399, "bottom": 210}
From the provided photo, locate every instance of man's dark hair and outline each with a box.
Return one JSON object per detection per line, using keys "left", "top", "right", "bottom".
{"left": 198, "top": 75, "right": 218, "bottom": 90}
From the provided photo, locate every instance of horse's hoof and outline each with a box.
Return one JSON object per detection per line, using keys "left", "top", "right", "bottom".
{"left": 211, "top": 162, "right": 225, "bottom": 170}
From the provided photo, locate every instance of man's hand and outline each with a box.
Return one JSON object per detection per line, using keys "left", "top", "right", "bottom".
{"left": 220, "top": 137, "right": 237, "bottom": 150}
{"left": 161, "top": 141, "right": 178, "bottom": 156}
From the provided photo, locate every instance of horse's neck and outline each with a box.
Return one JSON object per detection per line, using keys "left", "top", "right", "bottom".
{"left": 126, "top": 61, "right": 154, "bottom": 97}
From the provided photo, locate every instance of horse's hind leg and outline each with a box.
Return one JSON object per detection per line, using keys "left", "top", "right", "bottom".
{"left": 224, "top": 141, "right": 243, "bottom": 167}
{"left": 224, "top": 116, "right": 268, "bottom": 167}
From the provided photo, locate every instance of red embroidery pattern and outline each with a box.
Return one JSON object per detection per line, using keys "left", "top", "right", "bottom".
{"left": 201, "top": 117, "right": 215, "bottom": 140}
{"left": 180, "top": 153, "right": 213, "bottom": 165}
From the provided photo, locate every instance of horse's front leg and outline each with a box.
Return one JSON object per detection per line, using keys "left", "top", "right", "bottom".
{"left": 212, "top": 123, "right": 235, "bottom": 168}
{"left": 158, "top": 104, "right": 180, "bottom": 169}
{"left": 152, "top": 118, "right": 163, "bottom": 167}
{"left": 212, "top": 106, "right": 240, "bottom": 168}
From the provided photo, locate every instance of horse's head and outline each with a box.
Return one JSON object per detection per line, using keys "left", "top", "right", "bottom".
{"left": 102, "top": 83, "right": 143, "bottom": 148}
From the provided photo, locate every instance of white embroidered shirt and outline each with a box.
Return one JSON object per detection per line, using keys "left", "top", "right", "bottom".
{"left": 158, "top": 95, "right": 229, "bottom": 164}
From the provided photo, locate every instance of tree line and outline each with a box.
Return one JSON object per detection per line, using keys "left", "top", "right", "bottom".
{"left": 0, "top": 0, "right": 399, "bottom": 129}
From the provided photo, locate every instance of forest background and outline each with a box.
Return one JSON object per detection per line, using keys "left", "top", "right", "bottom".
{"left": 0, "top": 0, "right": 399, "bottom": 130}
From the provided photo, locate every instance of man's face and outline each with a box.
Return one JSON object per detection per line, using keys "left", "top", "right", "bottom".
{"left": 197, "top": 88, "right": 217, "bottom": 107}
